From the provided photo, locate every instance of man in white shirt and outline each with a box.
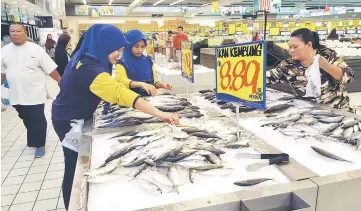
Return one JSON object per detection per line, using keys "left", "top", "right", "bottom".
{"left": 1, "top": 22, "right": 62, "bottom": 158}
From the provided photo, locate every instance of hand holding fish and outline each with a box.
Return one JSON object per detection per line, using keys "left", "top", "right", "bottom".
{"left": 141, "top": 83, "right": 157, "bottom": 96}
{"left": 157, "top": 112, "right": 179, "bottom": 125}
{"left": 159, "top": 82, "right": 173, "bottom": 91}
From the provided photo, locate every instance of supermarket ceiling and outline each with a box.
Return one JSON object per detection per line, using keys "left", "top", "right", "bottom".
{"left": 65, "top": 0, "right": 361, "bottom": 7}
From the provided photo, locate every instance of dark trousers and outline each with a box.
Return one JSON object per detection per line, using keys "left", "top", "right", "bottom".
{"left": 13, "top": 104, "right": 47, "bottom": 148}
{"left": 52, "top": 120, "right": 76, "bottom": 211}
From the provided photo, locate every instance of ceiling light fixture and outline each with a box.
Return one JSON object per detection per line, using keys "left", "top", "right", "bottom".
{"left": 201, "top": 3, "right": 211, "bottom": 6}
{"left": 83, "top": 0, "right": 87, "bottom": 5}
{"left": 109, "top": 0, "right": 113, "bottom": 5}
{"left": 170, "top": 0, "right": 184, "bottom": 6}
{"left": 153, "top": 0, "right": 165, "bottom": 6}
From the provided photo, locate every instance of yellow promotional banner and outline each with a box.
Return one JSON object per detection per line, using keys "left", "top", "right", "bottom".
{"left": 288, "top": 22, "right": 296, "bottom": 27}
{"left": 236, "top": 23, "right": 243, "bottom": 32}
{"left": 146, "top": 40, "right": 154, "bottom": 57}
{"left": 332, "top": 21, "right": 340, "bottom": 28}
{"left": 215, "top": 41, "right": 267, "bottom": 109}
{"left": 228, "top": 23, "right": 236, "bottom": 35}
{"left": 276, "top": 22, "right": 283, "bottom": 28}
{"left": 266, "top": 23, "right": 272, "bottom": 30}
{"left": 353, "top": 19, "right": 360, "bottom": 27}
{"left": 269, "top": 28, "right": 280, "bottom": 36}
{"left": 181, "top": 41, "right": 194, "bottom": 83}
{"left": 343, "top": 20, "right": 351, "bottom": 27}
{"left": 212, "top": 1, "right": 220, "bottom": 14}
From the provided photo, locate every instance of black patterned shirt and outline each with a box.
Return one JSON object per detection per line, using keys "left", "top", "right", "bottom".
{"left": 267, "top": 47, "right": 354, "bottom": 108}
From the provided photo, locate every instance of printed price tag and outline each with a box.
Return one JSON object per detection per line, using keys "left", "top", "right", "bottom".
{"left": 181, "top": 41, "right": 194, "bottom": 83}
{"left": 215, "top": 41, "right": 267, "bottom": 109}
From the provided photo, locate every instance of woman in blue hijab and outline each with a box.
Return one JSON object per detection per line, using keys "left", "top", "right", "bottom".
{"left": 115, "top": 29, "right": 172, "bottom": 96}
{"left": 51, "top": 24, "right": 179, "bottom": 210}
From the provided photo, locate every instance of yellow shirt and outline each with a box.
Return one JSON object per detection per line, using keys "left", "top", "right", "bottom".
{"left": 114, "top": 64, "right": 159, "bottom": 88}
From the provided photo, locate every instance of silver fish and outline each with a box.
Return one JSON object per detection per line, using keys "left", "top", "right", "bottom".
{"left": 309, "top": 110, "right": 334, "bottom": 116}
{"left": 189, "top": 164, "right": 224, "bottom": 170}
{"left": 311, "top": 146, "right": 351, "bottom": 162}
{"left": 319, "top": 116, "right": 344, "bottom": 124}
{"left": 85, "top": 158, "right": 121, "bottom": 177}
{"left": 200, "top": 168, "right": 234, "bottom": 176}
{"left": 234, "top": 178, "right": 273, "bottom": 186}
{"left": 136, "top": 129, "right": 160, "bottom": 137}
{"left": 189, "top": 169, "right": 197, "bottom": 183}
{"left": 331, "top": 126, "right": 344, "bottom": 137}
{"left": 322, "top": 123, "right": 340, "bottom": 134}
{"left": 152, "top": 169, "right": 174, "bottom": 187}
{"left": 341, "top": 120, "right": 359, "bottom": 129}
{"left": 354, "top": 124, "right": 360, "bottom": 133}
{"left": 225, "top": 141, "right": 250, "bottom": 149}
{"left": 343, "top": 127, "right": 354, "bottom": 138}
{"left": 136, "top": 178, "right": 162, "bottom": 194}
{"left": 87, "top": 173, "right": 124, "bottom": 183}
{"left": 205, "top": 154, "right": 222, "bottom": 165}
{"left": 168, "top": 166, "right": 180, "bottom": 194}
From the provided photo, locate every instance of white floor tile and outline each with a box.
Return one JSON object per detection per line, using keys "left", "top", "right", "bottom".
{"left": 17, "top": 155, "right": 35, "bottom": 162}
{"left": 1, "top": 184, "right": 21, "bottom": 196}
{"left": 57, "top": 197, "right": 65, "bottom": 209}
{"left": 50, "top": 157, "right": 64, "bottom": 165}
{"left": 13, "top": 161, "right": 33, "bottom": 169}
{"left": 8, "top": 145, "right": 26, "bottom": 152}
{"left": 41, "top": 178, "right": 62, "bottom": 190}
{"left": 12, "top": 191, "right": 39, "bottom": 204}
{"left": 1, "top": 163, "right": 15, "bottom": 171}
{"left": 4, "top": 151, "right": 23, "bottom": 158}
{"left": 32, "top": 198, "right": 58, "bottom": 211}
{"left": 1, "top": 170, "right": 11, "bottom": 179}
{"left": 7, "top": 167, "right": 30, "bottom": 177}
{"left": 23, "top": 172, "right": 46, "bottom": 184}
{"left": 28, "top": 165, "right": 49, "bottom": 174}
{"left": 37, "top": 188, "right": 61, "bottom": 201}
{"left": 18, "top": 181, "right": 43, "bottom": 193}
{"left": 32, "top": 159, "right": 51, "bottom": 167}
{"left": 47, "top": 163, "right": 64, "bottom": 172}
{"left": 1, "top": 205, "right": 10, "bottom": 211}
{"left": 2, "top": 175, "right": 25, "bottom": 186}
{"left": 1, "top": 194, "right": 16, "bottom": 206}
{"left": 8, "top": 202, "right": 34, "bottom": 211}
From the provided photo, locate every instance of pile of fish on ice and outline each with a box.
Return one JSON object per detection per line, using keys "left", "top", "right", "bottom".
{"left": 94, "top": 95, "right": 204, "bottom": 128}
{"left": 85, "top": 118, "right": 283, "bottom": 195}
{"left": 260, "top": 103, "right": 361, "bottom": 151}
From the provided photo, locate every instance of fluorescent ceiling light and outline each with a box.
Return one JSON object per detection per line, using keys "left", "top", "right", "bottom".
{"left": 109, "top": 0, "right": 113, "bottom": 5}
{"left": 153, "top": 0, "right": 165, "bottom": 6}
{"left": 21, "top": 5, "right": 26, "bottom": 7}
{"left": 170, "top": 0, "right": 184, "bottom": 6}
{"left": 83, "top": 0, "right": 87, "bottom": 5}
{"left": 201, "top": 3, "right": 211, "bottom": 6}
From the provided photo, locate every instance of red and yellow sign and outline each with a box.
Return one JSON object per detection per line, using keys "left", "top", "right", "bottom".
{"left": 146, "top": 40, "right": 154, "bottom": 57}
{"left": 215, "top": 41, "right": 266, "bottom": 109}
{"left": 181, "top": 41, "right": 194, "bottom": 83}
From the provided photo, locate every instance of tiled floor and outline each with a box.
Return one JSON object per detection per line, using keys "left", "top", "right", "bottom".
{"left": 1, "top": 100, "right": 66, "bottom": 211}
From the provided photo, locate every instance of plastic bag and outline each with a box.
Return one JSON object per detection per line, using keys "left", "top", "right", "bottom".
{"left": 304, "top": 54, "right": 321, "bottom": 98}
{"left": 61, "top": 119, "right": 84, "bottom": 152}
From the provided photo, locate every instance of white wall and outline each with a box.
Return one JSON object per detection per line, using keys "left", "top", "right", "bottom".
{"left": 66, "top": 15, "right": 227, "bottom": 49}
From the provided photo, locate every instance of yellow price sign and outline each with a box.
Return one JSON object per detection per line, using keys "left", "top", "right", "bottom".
{"left": 276, "top": 22, "right": 283, "bottom": 28}
{"left": 288, "top": 22, "right": 296, "bottom": 27}
{"left": 146, "top": 40, "right": 154, "bottom": 57}
{"left": 181, "top": 41, "right": 194, "bottom": 83}
{"left": 228, "top": 23, "right": 236, "bottom": 35}
{"left": 215, "top": 41, "right": 266, "bottom": 109}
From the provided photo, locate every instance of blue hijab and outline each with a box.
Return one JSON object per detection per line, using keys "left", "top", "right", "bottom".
{"left": 72, "top": 24, "right": 128, "bottom": 73}
{"left": 119, "top": 29, "right": 154, "bottom": 84}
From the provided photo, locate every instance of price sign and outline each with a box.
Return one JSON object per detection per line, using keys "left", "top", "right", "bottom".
{"left": 317, "top": 30, "right": 327, "bottom": 35}
{"left": 215, "top": 41, "right": 267, "bottom": 109}
{"left": 146, "top": 40, "right": 154, "bottom": 57}
{"left": 181, "top": 41, "right": 194, "bottom": 83}
{"left": 346, "top": 29, "right": 356, "bottom": 34}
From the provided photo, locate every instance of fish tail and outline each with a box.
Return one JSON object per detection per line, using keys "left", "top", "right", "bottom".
{"left": 168, "top": 185, "right": 180, "bottom": 194}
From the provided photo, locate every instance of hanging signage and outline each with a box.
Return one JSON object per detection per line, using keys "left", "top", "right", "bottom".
{"left": 146, "top": 39, "right": 154, "bottom": 57}
{"left": 317, "top": 30, "right": 327, "bottom": 35}
{"left": 101, "top": 6, "right": 114, "bottom": 16}
{"left": 212, "top": 1, "right": 220, "bottom": 14}
{"left": 75, "top": 5, "right": 89, "bottom": 16}
{"left": 215, "top": 41, "right": 267, "bottom": 109}
{"left": 336, "top": 30, "right": 345, "bottom": 35}
{"left": 269, "top": 27, "right": 280, "bottom": 36}
{"left": 346, "top": 29, "right": 356, "bottom": 34}
{"left": 276, "top": 22, "right": 283, "bottom": 28}
{"left": 181, "top": 41, "right": 194, "bottom": 83}
{"left": 280, "top": 28, "right": 291, "bottom": 36}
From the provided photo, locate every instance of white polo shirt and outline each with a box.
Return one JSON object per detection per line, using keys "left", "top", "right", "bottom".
{"left": 1, "top": 42, "right": 58, "bottom": 105}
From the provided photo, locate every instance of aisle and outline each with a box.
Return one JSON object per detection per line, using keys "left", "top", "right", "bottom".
{"left": 1, "top": 100, "right": 66, "bottom": 211}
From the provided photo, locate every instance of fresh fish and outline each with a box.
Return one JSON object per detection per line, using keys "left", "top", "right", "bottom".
{"left": 152, "top": 169, "right": 174, "bottom": 187}
{"left": 231, "top": 107, "right": 257, "bottom": 113}
{"left": 145, "top": 159, "right": 174, "bottom": 168}
{"left": 85, "top": 158, "right": 121, "bottom": 177}
{"left": 283, "top": 114, "right": 302, "bottom": 122}
{"left": 189, "top": 164, "right": 223, "bottom": 170}
{"left": 311, "top": 146, "right": 351, "bottom": 162}
{"left": 200, "top": 168, "right": 234, "bottom": 176}
{"left": 205, "top": 154, "right": 222, "bottom": 164}
{"left": 87, "top": 173, "right": 124, "bottom": 183}
{"left": 331, "top": 126, "right": 344, "bottom": 137}
{"left": 234, "top": 178, "right": 273, "bottom": 186}
{"left": 216, "top": 101, "right": 227, "bottom": 105}
{"left": 309, "top": 110, "right": 334, "bottom": 116}
{"left": 225, "top": 141, "right": 249, "bottom": 149}
{"left": 123, "top": 156, "right": 149, "bottom": 167}
{"left": 103, "top": 144, "right": 133, "bottom": 165}
{"left": 199, "top": 89, "right": 213, "bottom": 94}
{"left": 350, "top": 132, "right": 361, "bottom": 143}
{"left": 191, "top": 132, "right": 220, "bottom": 139}
{"left": 168, "top": 166, "right": 180, "bottom": 194}
{"left": 354, "top": 124, "right": 360, "bottom": 133}
{"left": 130, "top": 163, "right": 148, "bottom": 178}
{"left": 136, "top": 178, "right": 162, "bottom": 194}
{"left": 264, "top": 104, "right": 292, "bottom": 114}
{"left": 322, "top": 123, "right": 340, "bottom": 134}
{"left": 165, "top": 151, "right": 196, "bottom": 162}
{"left": 181, "top": 128, "right": 207, "bottom": 134}
{"left": 342, "top": 127, "right": 354, "bottom": 138}
{"left": 319, "top": 116, "right": 344, "bottom": 124}
{"left": 220, "top": 102, "right": 234, "bottom": 110}
{"left": 108, "top": 131, "right": 135, "bottom": 139}
{"left": 178, "top": 112, "right": 204, "bottom": 119}
{"left": 277, "top": 95, "right": 297, "bottom": 101}
{"left": 156, "top": 105, "right": 185, "bottom": 112}
{"left": 189, "top": 169, "right": 197, "bottom": 183}
{"left": 136, "top": 129, "right": 160, "bottom": 137}
{"left": 169, "top": 131, "right": 190, "bottom": 139}
{"left": 153, "top": 147, "right": 177, "bottom": 162}
{"left": 341, "top": 120, "right": 359, "bottom": 129}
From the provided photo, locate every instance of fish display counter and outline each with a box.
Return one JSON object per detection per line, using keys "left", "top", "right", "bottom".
{"left": 153, "top": 63, "right": 215, "bottom": 94}
{"left": 69, "top": 92, "right": 361, "bottom": 211}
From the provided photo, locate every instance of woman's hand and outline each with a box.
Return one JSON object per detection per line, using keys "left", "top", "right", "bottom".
{"left": 141, "top": 83, "right": 157, "bottom": 96}
{"left": 160, "top": 82, "right": 173, "bottom": 91}
{"left": 157, "top": 112, "right": 179, "bottom": 125}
